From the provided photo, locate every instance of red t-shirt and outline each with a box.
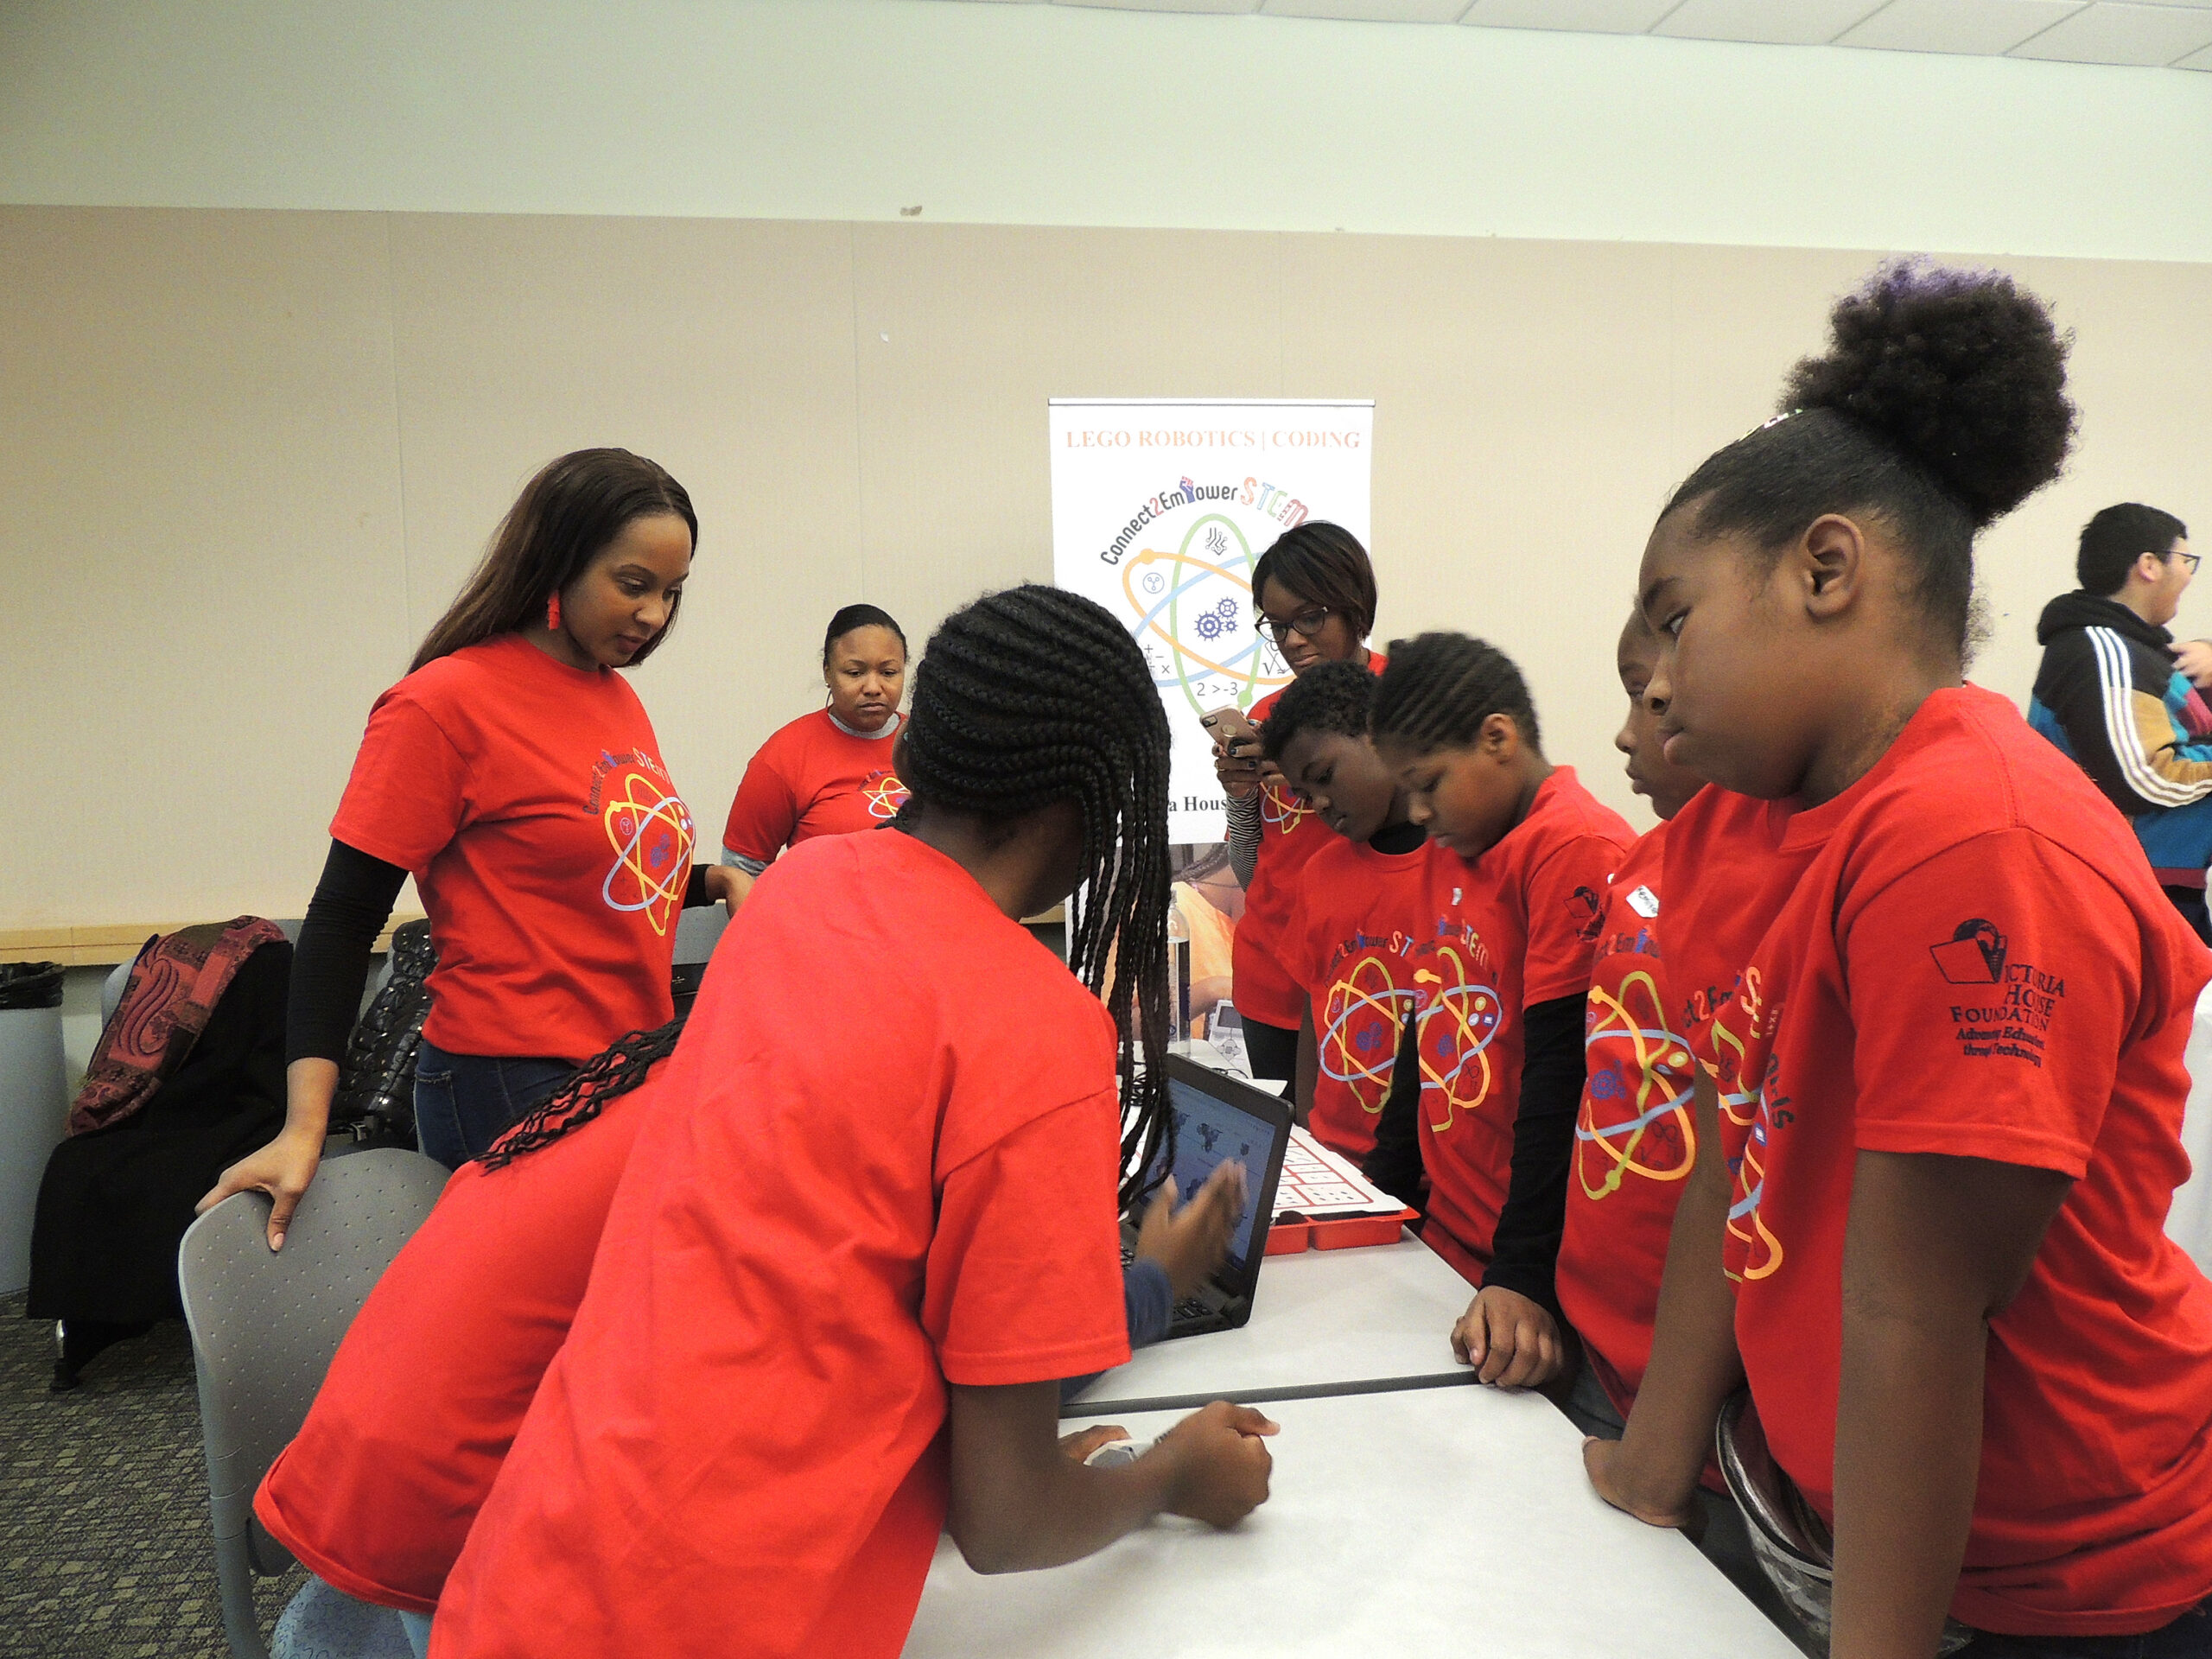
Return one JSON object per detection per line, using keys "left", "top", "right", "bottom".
{"left": 252, "top": 1071, "right": 659, "bottom": 1611}
{"left": 1420, "top": 768, "right": 1632, "bottom": 1282}
{"left": 720, "top": 709, "right": 909, "bottom": 864}
{"left": 1279, "top": 831, "right": 1438, "bottom": 1161}
{"left": 1554, "top": 825, "right": 1694, "bottom": 1414}
{"left": 1232, "top": 649, "right": 1383, "bottom": 1028}
{"left": 1669, "top": 686, "right": 2212, "bottom": 1637}
{"left": 332, "top": 633, "right": 694, "bottom": 1061}
{"left": 432, "top": 830, "right": 1131, "bottom": 1659}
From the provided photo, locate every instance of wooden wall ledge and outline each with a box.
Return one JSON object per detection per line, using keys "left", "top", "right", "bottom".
{"left": 0, "top": 918, "right": 428, "bottom": 968}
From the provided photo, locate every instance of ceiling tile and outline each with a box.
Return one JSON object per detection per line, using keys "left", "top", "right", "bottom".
{"left": 2181, "top": 41, "right": 2212, "bottom": 64}
{"left": 1263, "top": 0, "right": 1471, "bottom": 19}
{"left": 2009, "top": 0, "right": 2212, "bottom": 60}
{"left": 1654, "top": 0, "right": 1891, "bottom": 42}
{"left": 1051, "top": 0, "right": 1262, "bottom": 13}
{"left": 1840, "top": 0, "right": 2085, "bottom": 54}
{"left": 1458, "top": 0, "right": 1679, "bottom": 31}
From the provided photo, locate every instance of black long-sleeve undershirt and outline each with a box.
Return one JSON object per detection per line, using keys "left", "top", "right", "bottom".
{"left": 1360, "top": 988, "right": 1585, "bottom": 1319}
{"left": 1478, "top": 994, "right": 1586, "bottom": 1320}
{"left": 284, "top": 837, "right": 719, "bottom": 1067}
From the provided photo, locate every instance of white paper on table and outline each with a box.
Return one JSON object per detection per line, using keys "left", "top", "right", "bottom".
{"left": 1274, "top": 1125, "right": 1406, "bottom": 1218}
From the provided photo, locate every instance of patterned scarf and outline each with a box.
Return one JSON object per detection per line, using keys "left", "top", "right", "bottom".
{"left": 68, "top": 917, "right": 288, "bottom": 1135}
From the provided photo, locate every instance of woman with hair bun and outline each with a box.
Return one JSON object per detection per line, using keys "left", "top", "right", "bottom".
{"left": 1586, "top": 264, "right": 2212, "bottom": 1654}
{"left": 199, "top": 448, "right": 737, "bottom": 1242}
{"left": 717, "top": 603, "right": 912, "bottom": 908}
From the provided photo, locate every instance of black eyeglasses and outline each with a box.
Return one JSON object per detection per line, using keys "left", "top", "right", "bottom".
{"left": 1259, "top": 606, "right": 1335, "bottom": 644}
{"left": 2176, "top": 551, "right": 2202, "bottom": 575}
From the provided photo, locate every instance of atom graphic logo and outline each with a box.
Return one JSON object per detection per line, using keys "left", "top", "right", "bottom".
{"left": 861, "top": 768, "right": 910, "bottom": 821}
{"left": 1576, "top": 968, "right": 1695, "bottom": 1201}
{"left": 1707, "top": 988, "right": 1783, "bottom": 1283}
{"left": 1116, "top": 512, "right": 1289, "bottom": 720}
{"left": 1726, "top": 1095, "right": 1785, "bottom": 1282}
{"left": 1413, "top": 950, "right": 1503, "bottom": 1130}
{"left": 601, "top": 767, "right": 695, "bottom": 937}
{"left": 1318, "top": 957, "right": 1413, "bottom": 1112}
{"left": 1260, "top": 779, "right": 1313, "bottom": 836}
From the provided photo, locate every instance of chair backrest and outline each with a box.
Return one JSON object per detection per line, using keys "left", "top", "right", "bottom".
{"left": 178, "top": 1148, "right": 448, "bottom": 1653}
{"left": 672, "top": 901, "right": 728, "bottom": 966}
{"left": 99, "top": 958, "right": 131, "bottom": 1025}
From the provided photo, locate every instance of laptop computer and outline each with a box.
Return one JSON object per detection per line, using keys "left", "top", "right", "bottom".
{"left": 1122, "top": 1054, "right": 1293, "bottom": 1339}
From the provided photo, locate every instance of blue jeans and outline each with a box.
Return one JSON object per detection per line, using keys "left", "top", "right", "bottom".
{"left": 411, "top": 1039, "right": 575, "bottom": 1170}
{"left": 1967, "top": 1604, "right": 2212, "bottom": 1657}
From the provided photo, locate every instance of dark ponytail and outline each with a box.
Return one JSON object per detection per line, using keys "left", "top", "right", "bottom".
{"left": 899, "top": 585, "right": 1175, "bottom": 1208}
{"left": 1663, "top": 260, "right": 2075, "bottom": 651}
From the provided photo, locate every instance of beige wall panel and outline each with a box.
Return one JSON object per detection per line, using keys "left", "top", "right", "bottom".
{"left": 849, "top": 223, "right": 1287, "bottom": 639}
{"left": 384, "top": 214, "right": 863, "bottom": 849}
{"left": 1973, "top": 255, "right": 2212, "bottom": 717}
{"left": 0, "top": 207, "right": 406, "bottom": 927}
{"left": 6, "top": 207, "right": 2212, "bottom": 930}
{"left": 1280, "top": 233, "right": 1685, "bottom": 827}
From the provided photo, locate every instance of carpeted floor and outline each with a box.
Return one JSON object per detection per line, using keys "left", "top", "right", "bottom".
{"left": 0, "top": 1290, "right": 304, "bottom": 1658}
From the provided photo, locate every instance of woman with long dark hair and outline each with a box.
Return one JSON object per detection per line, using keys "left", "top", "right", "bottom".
{"left": 199, "top": 448, "right": 737, "bottom": 1244}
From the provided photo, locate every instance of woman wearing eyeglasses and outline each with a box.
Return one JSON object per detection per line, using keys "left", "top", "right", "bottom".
{"left": 1201, "top": 522, "right": 1382, "bottom": 1084}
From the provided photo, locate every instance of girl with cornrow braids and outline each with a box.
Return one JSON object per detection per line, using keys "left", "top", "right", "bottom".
{"left": 435, "top": 586, "right": 1275, "bottom": 1659}
{"left": 1367, "top": 634, "right": 1633, "bottom": 1391}
{"left": 251, "top": 1020, "right": 686, "bottom": 1652}
{"left": 1587, "top": 264, "right": 2212, "bottom": 1656}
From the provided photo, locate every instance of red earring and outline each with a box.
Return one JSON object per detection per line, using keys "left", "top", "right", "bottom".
{"left": 546, "top": 592, "right": 562, "bottom": 631}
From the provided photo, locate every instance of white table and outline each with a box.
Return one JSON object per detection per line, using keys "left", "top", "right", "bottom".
{"left": 1066, "top": 1234, "right": 1478, "bottom": 1416}
{"left": 904, "top": 1386, "right": 1801, "bottom": 1659}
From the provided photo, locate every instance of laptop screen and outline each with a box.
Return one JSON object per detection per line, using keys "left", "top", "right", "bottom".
{"left": 1142, "top": 1074, "right": 1281, "bottom": 1270}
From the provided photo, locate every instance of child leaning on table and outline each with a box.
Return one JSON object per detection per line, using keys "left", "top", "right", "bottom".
{"left": 1550, "top": 606, "right": 1708, "bottom": 1442}
{"left": 1586, "top": 262, "right": 2212, "bottom": 1654}
{"left": 429, "top": 587, "right": 1277, "bottom": 1659}
{"left": 1262, "top": 660, "right": 1436, "bottom": 1166}
{"left": 1366, "top": 636, "right": 1633, "bottom": 1390}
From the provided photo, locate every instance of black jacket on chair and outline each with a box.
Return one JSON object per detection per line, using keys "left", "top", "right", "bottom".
{"left": 28, "top": 938, "right": 291, "bottom": 1326}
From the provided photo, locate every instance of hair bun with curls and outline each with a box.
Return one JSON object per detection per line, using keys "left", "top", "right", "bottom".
{"left": 1783, "top": 259, "right": 2075, "bottom": 530}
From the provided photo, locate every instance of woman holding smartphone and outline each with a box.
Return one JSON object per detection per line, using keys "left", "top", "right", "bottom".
{"left": 1204, "top": 523, "right": 1381, "bottom": 1084}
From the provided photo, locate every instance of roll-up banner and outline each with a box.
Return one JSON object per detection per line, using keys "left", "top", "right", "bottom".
{"left": 1048, "top": 399, "right": 1375, "bottom": 844}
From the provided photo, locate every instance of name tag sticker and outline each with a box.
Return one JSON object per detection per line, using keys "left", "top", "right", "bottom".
{"left": 1626, "top": 885, "right": 1660, "bottom": 918}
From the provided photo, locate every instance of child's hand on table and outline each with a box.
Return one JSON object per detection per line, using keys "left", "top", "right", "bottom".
{"left": 1156, "top": 1400, "right": 1279, "bottom": 1528}
{"left": 1451, "top": 1286, "right": 1567, "bottom": 1389}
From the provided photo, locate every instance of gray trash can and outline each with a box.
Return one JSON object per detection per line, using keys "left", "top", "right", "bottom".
{"left": 0, "top": 962, "right": 68, "bottom": 1296}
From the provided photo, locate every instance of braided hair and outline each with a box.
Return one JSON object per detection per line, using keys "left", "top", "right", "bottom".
{"left": 898, "top": 585, "right": 1175, "bottom": 1207}
{"left": 1370, "top": 633, "right": 1541, "bottom": 757}
{"left": 476, "top": 1018, "right": 684, "bottom": 1173}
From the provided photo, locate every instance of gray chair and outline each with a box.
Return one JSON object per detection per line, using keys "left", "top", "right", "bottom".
{"left": 177, "top": 1147, "right": 449, "bottom": 1658}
